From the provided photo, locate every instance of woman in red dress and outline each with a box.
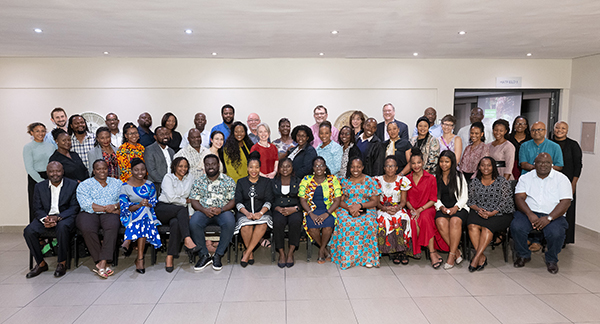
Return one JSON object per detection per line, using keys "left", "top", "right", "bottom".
{"left": 406, "top": 147, "right": 448, "bottom": 269}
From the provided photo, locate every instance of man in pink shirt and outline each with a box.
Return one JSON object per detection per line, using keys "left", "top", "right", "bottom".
{"left": 310, "top": 105, "right": 339, "bottom": 148}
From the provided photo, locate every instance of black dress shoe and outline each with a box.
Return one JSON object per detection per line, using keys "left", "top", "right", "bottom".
{"left": 513, "top": 257, "right": 531, "bottom": 268}
{"left": 277, "top": 262, "right": 286, "bottom": 268}
{"left": 194, "top": 254, "right": 213, "bottom": 271}
{"left": 477, "top": 257, "right": 488, "bottom": 271}
{"left": 54, "top": 263, "right": 66, "bottom": 277}
{"left": 248, "top": 259, "right": 255, "bottom": 265}
{"left": 26, "top": 263, "right": 48, "bottom": 278}
{"left": 135, "top": 258, "right": 145, "bottom": 274}
{"left": 212, "top": 254, "right": 223, "bottom": 271}
{"left": 286, "top": 262, "right": 294, "bottom": 268}
{"left": 546, "top": 261, "right": 559, "bottom": 274}
{"left": 165, "top": 266, "right": 174, "bottom": 273}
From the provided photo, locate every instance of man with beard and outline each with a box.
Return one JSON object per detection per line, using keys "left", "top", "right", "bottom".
{"left": 105, "top": 112, "right": 122, "bottom": 148}
{"left": 144, "top": 126, "right": 175, "bottom": 194}
{"left": 137, "top": 112, "right": 155, "bottom": 147}
{"left": 175, "top": 128, "right": 209, "bottom": 179}
{"left": 189, "top": 154, "right": 236, "bottom": 271}
{"left": 44, "top": 107, "right": 68, "bottom": 147}
{"left": 68, "top": 114, "right": 96, "bottom": 168}
{"left": 211, "top": 104, "right": 235, "bottom": 140}
{"left": 310, "top": 105, "right": 339, "bottom": 148}
{"left": 24, "top": 161, "right": 79, "bottom": 278}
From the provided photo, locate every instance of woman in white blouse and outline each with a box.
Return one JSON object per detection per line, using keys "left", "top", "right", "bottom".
{"left": 155, "top": 156, "right": 198, "bottom": 272}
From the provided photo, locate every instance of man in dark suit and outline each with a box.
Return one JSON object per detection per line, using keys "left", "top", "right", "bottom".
{"left": 24, "top": 161, "right": 79, "bottom": 278}
{"left": 375, "top": 103, "right": 409, "bottom": 142}
{"left": 144, "top": 126, "right": 175, "bottom": 194}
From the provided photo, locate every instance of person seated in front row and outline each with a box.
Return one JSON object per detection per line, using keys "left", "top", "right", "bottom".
{"left": 510, "top": 153, "right": 572, "bottom": 274}
{"left": 24, "top": 161, "right": 79, "bottom": 278}
{"left": 434, "top": 150, "right": 469, "bottom": 270}
{"left": 299, "top": 156, "right": 342, "bottom": 264}
{"left": 76, "top": 159, "right": 122, "bottom": 279}
{"left": 189, "top": 154, "right": 237, "bottom": 271}
{"left": 234, "top": 151, "right": 274, "bottom": 267}
{"left": 466, "top": 156, "right": 514, "bottom": 272}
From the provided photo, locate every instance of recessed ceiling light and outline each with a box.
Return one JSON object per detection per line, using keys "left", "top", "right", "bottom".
{"left": 319, "top": 53, "right": 324, "bottom": 56}
{"left": 103, "top": 51, "right": 109, "bottom": 55}
{"left": 413, "top": 52, "right": 419, "bottom": 56}
{"left": 527, "top": 53, "right": 532, "bottom": 56}
{"left": 185, "top": 29, "right": 193, "bottom": 34}
{"left": 212, "top": 52, "right": 217, "bottom": 56}
{"left": 458, "top": 31, "right": 466, "bottom": 35}
{"left": 34, "top": 28, "right": 43, "bottom": 33}
{"left": 331, "top": 30, "right": 339, "bottom": 35}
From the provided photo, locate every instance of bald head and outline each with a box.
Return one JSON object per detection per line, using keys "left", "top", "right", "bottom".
{"left": 187, "top": 128, "right": 202, "bottom": 150}
{"left": 247, "top": 113, "right": 261, "bottom": 133}
{"left": 470, "top": 107, "right": 484, "bottom": 124}
{"left": 531, "top": 122, "right": 547, "bottom": 141}
{"left": 194, "top": 113, "right": 207, "bottom": 132}
{"left": 553, "top": 121, "right": 569, "bottom": 140}
{"left": 47, "top": 161, "right": 64, "bottom": 185}
{"left": 424, "top": 107, "right": 437, "bottom": 125}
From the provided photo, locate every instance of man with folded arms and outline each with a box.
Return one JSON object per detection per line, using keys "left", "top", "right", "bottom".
{"left": 23, "top": 161, "right": 79, "bottom": 278}
{"left": 510, "top": 153, "right": 571, "bottom": 274}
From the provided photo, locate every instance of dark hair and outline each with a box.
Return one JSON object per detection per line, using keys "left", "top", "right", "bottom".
{"left": 415, "top": 116, "right": 431, "bottom": 144}
{"left": 170, "top": 157, "right": 189, "bottom": 175}
{"left": 276, "top": 157, "right": 294, "bottom": 178}
{"left": 470, "top": 121, "right": 486, "bottom": 143}
{"left": 92, "top": 159, "right": 108, "bottom": 170}
{"left": 210, "top": 130, "right": 224, "bottom": 147}
{"left": 130, "top": 157, "right": 145, "bottom": 170}
{"left": 415, "top": 116, "right": 430, "bottom": 128}
{"left": 203, "top": 153, "right": 219, "bottom": 164}
{"left": 94, "top": 126, "right": 111, "bottom": 147}
{"left": 349, "top": 110, "right": 365, "bottom": 135}
{"left": 221, "top": 104, "right": 235, "bottom": 114}
{"left": 435, "top": 150, "right": 463, "bottom": 199}
{"left": 441, "top": 114, "right": 457, "bottom": 125}
{"left": 52, "top": 128, "right": 68, "bottom": 141}
{"left": 510, "top": 115, "right": 531, "bottom": 135}
{"left": 247, "top": 151, "right": 262, "bottom": 167}
{"left": 122, "top": 122, "right": 137, "bottom": 144}
{"left": 291, "top": 124, "right": 314, "bottom": 146}
{"left": 492, "top": 119, "right": 510, "bottom": 140}
{"left": 409, "top": 147, "right": 423, "bottom": 163}
{"left": 312, "top": 156, "right": 331, "bottom": 175}
{"left": 313, "top": 105, "right": 328, "bottom": 114}
{"left": 346, "top": 156, "right": 364, "bottom": 178}
{"left": 67, "top": 114, "right": 89, "bottom": 136}
{"left": 338, "top": 125, "right": 356, "bottom": 145}
{"left": 475, "top": 156, "right": 499, "bottom": 180}
{"left": 278, "top": 118, "right": 290, "bottom": 127}
{"left": 384, "top": 155, "right": 398, "bottom": 166}
{"left": 27, "top": 122, "right": 46, "bottom": 134}
{"left": 50, "top": 107, "right": 66, "bottom": 119}
{"left": 161, "top": 112, "right": 178, "bottom": 131}
{"left": 223, "top": 121, "right": 253, "bottom": 169}
{"left": 319, "top": 120, "right": 332, "bottom": 130}
{"left": 154, "top": 125, "right": 168, "bottom": 134}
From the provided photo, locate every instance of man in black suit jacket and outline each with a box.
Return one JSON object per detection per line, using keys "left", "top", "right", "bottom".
{"left": 144, "top": 126, "right": 175, "bottom": 194}
{"left": 24, "top": 161, "right": 79, "bottom": 278}
{"left": 375, "top": 103, "right": 409, "bottom": 142}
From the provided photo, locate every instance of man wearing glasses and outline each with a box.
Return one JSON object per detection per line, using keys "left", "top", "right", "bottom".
{"left": 310, "top": 105, "right": 339, "bottom": 148}
{"left": 519, "top": 122, "right": 563, "bottom": 175}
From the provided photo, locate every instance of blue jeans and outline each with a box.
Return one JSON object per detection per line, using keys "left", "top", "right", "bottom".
{"left": 510, "top": 210, "right": 568, "bottom": 263}
{"left": 189, "top": 210, "right": 235, "bottom": 257}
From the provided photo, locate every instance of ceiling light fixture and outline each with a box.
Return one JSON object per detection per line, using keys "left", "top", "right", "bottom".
{"left": 527, "top": 53, "right": 532, "bottom": 56}
{"left": 103, "top": 51, "right": 109, "bottom": 55}
{"left": 331, "top": 30, "right": 338, "bottom": 35}
{"left": 413, "top": 52, "right": 419, "bottom": 56}
{"left": 458, "top": 31, "right": 466, "bottom": 35}
{"left": 212, "top": 52, "right": 217, "bottom": 56}
{"left": 185, "top": 29, "right": 193, "bottom": 34}
{"left": 34, "top": 28, "right": 43, "bottom": 33}
{"left": 319, "top": 53, "right": 324, "bottom": 56}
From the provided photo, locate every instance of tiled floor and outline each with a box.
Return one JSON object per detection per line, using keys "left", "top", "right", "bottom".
{"left": 1, "top": 231, "right": 600, "bottom": 324}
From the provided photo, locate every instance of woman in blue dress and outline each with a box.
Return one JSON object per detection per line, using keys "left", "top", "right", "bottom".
{"left": 119, "top": 158, "right": 162, "bottom": 274}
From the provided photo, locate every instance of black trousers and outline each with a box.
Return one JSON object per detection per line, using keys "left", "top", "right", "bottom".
{"left": 272, "top": 209, "right": 303, "bottom": 250}
{"left": 565, "top": 192, "right": 576, "bottom": 244}
{"left": 76, "top": 212, "right": 120, "bottom": 263}
{"left": 27, "top": 173, "right": 47, "bottom": 223}
{"left": 24, "top": 216, "right": 76, "bottom": 265}
{"left": 155, "top": 202, "right": 191, "bottom": 256}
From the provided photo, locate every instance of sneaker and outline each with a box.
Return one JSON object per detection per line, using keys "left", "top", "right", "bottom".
{"left": 194, "top": 254, "right": 212, "bottom": 271}
{"left": 212, "top": 254, "right": 223, "bottom": 271}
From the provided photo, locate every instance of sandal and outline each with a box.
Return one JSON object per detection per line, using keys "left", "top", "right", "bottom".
{"left": 92, "top": 268, "right": 109, "bottom": 279}
{"left": 317, "top": 257, "right": 325, "bottom": 264}
{"left": 105, "top": 267, "right": 114, "bottom": 276}
{"left": 399, "top": 253, "right": 409, "bottom": 265}
{"left": 429, "top": 251, "right": 443, "bottom": 269}
{"left": 391, "top": 253, "right": 401, "bottom": 265}
{"left": 260, "top": 239, "right": 271, "bottom": 248}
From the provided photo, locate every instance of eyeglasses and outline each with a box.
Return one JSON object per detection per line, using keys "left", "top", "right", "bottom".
{"left": 441, "top": 123, "right": 454, "bottom": 127}
{"left": 531, "top": 128, "right": 546, "bottom": 133}
{"left": 515, "top": 123, "right": 527, "bottom": 126}
{"left": 384, "top": 165, "right": 397, "bottom": 169}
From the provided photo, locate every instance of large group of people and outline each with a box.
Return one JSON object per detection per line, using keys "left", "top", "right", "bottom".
{"left": 22, "top": 103, "right": 583, "bottom": 279}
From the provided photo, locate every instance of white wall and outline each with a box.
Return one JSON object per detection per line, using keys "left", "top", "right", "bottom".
{"left": 569, "top": 54, "right": 600, "bottom": 233}
{"left": 0, "top": 58, "right": 572, "bottom": 226}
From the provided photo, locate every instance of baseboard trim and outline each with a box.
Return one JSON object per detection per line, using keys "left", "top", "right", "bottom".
{"left": 576, "top": 224, "right": 600, "bottom": 241}
{"left": 0, "top": 226, "right": 26, "bottom": 233}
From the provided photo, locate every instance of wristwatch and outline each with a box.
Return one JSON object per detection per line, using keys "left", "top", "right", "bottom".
{"left": 547, "top": 216, "right": 553, "bottom": 221}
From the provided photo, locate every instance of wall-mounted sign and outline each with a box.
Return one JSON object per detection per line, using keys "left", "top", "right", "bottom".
{"left": 496, "top": 77, "right": 522, "bottom": 88}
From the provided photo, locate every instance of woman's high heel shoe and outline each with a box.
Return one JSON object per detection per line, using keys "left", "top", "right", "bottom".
{"left": 135, "top": 258, "right": 145, "bottom": 274}
{"left": 184, "top": 246, "right": 200, "bottom": 264}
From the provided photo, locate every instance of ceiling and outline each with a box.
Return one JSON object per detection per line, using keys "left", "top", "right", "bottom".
{"left": 2, "top": 0, "right": 600, "bottom": 59}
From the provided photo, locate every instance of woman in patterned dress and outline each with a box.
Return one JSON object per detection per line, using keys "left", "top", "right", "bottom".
{"left": 272, "top": 118, "right": 297, "bottom": 159}
{"left": 374, "top": 155, "right": 412, "bottom": 265}
{"left": 119, "top": 158, "right": 162, "bottom": 274}
{"left": 336, "top": 126, "right": 361, "bottom": 179}
{"left": 332, "top": 157, "right": 381, "bottom": 269}
{"left": 117, "top": 122, "right": 145, "bottom": 182}
{"left": 402, "top": 116, "right": 441, "bottom": 176}
{"left": 460, "top": 121, "right": 490, "bottom": 181}
{"left": 299, "top": 156, "right": 342, "bottom": 264}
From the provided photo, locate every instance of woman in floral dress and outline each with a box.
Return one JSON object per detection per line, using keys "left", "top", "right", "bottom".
{"left": 332, "top": 157, "right": 381, "bottom": 269}
{"left": 117, "top": 122, "right": 145, "bottom": 182}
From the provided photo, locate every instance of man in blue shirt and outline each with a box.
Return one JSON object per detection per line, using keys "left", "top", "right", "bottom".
{"left": 519, "top": 122, "right": 563, "bottom": 175}
{"left": 210, "top": 104, "right": 235, "bottom": 140}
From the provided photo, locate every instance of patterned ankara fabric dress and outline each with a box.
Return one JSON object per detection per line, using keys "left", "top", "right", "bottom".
{"left": 331, "top": 176, "right": 381, "bottom": 269}
{"left": 116, "top": 142, "right": 145, "bottom": 182}
{"left": 298, "top": 175, "right": 342, "bottom": 241}
{"left": 374, "top": 175, "right": 413, "bottom": 255}
{"left": 119, "top": 181, "right": 162, "bottom": 248}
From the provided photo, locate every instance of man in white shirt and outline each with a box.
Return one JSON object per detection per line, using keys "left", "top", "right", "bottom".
{"left": 412, "top": 107, "right": 442, "bottom": 138}
{"left": 175, "top": 128, "right": 209, "bottom": 180}
{"left": 310, "top": 105, "right": 339, "bottom": 148}
{"left": 23, "top": 162, "right": 79, "bottom": 278}
{"left": 182, "top": 112, "right": 210, "bottom": 149}
{"left": 510, "top": 153, "right": 572, "bottom": 274}
{"left": 105, "top": 112, "right": 122, "bottom": 148}
{"left": 457, "top": 107, "right": 494, "bottom": 154}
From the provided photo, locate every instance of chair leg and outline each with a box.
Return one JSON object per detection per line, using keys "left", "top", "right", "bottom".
{"left": 234, "top": 234, "right": 239, "bottom": 263}
{"left": 306, "top": 240, "right": 312, "bottom": 262}
{"left": 29, "top": 253, "right": 34, "bottom": 270}
{"left": 151, "top": 245, "right": 157, "bottom": 265}
{"left": 271, "top": 232, "right": 275, "bottom": 263}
